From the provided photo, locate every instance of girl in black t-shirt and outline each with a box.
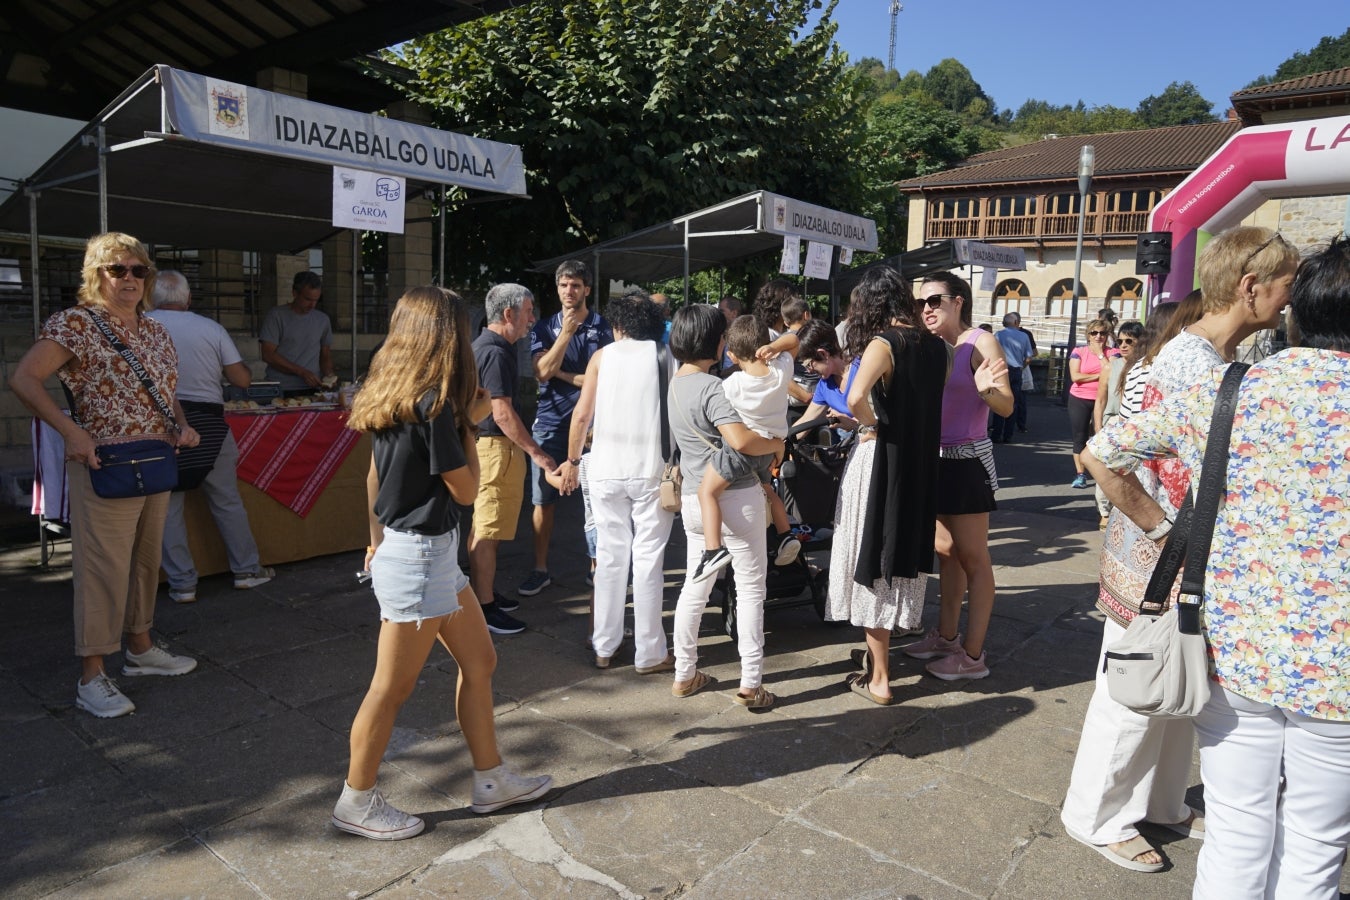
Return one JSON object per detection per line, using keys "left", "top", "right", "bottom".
{"left": 330, "top": 286, "right": 552, "bottom": 841}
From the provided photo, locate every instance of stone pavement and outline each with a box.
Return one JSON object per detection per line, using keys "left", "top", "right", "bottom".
{"left": 2, "top": 397, "right": 1346, "bottom": 899}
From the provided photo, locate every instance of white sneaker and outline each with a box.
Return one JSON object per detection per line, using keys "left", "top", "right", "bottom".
{"left": 470, "top": 765, "right": 553, "bottom": 814}
{"left": 331, "top": 784, "right": 424, "bottom": 840}
{"left": 169, "top": 588, "right": 197, "bottom": 604}
{"left": 234, "top": 567, "right": 275, "bottom": 589}
{"left": 122, "top": 644, "right": 198, "bottom": 677}
{"left": 75, "top": 673, "right": 135, "bottom": 718}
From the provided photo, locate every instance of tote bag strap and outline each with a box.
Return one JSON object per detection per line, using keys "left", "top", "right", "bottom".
{"left": 1139, "top": 362, "right": 1249, "bottom": 632}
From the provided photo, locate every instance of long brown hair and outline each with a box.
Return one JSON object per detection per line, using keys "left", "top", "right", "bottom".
{"left": 845, "top": 266, "right": 921, "bottom": 358}
{"left": 348, "top": 286, "right": 478, "bottom": 433}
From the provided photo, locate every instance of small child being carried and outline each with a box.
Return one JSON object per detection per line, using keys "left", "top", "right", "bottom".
{"left": 691, "top": 315, "right": 803, "bottom": 583}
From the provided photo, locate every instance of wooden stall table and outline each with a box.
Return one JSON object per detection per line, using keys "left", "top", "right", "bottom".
{"left": 182, "top": 406, "right": 370, "bottom": 577}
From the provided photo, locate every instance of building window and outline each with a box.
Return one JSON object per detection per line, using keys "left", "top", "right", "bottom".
{"left": 989, "top": 195, "right": 1037, "bottom": 217}
{"left": 1103, "top": 190, "right": 1160, "bottom": 235}
{"left": 1106, "top": 278, "right": 1144, "bottom": 301}
{"left": 931, "top": 198, "right": 977, "bottom": 219}
{"left": 1046, "top": 277, "right": 1086, "bottom": 316}
{"left": 992, "top": 279, "right": 1030, "bottom": 315}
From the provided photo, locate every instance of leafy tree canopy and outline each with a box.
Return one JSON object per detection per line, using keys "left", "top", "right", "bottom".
{"left": 382, "top": 0, "right": 867, "bottom": 290}
{"left": 1136, "top": 81, "right": 1219, "bottom": 127}
{"left": 1246, "top": 28, "right": 1350, "bottom": 87}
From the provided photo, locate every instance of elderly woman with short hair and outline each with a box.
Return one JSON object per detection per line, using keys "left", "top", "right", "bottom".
{"left": 1085, "top": 233, "right": 1346, "bottom": 897}
{"left": 9, "top": 232, "right": 200, "bottom": 719}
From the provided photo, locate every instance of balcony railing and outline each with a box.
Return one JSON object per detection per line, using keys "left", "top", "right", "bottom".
{"left": 926, "top": 210, "right": 1151, "bottom": 243}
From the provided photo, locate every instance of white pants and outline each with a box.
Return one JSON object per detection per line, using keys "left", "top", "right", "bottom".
{"left": 1061, "top": 618, "right": 1195, "bottom": 844}
{"left": 1193, "top": 687, "right": 1350, "bottom": 899}
{"left": 673, "top": 487, "right": 766, "bottom": 690}
{"left": 590, "top": 476, "right": 674, "bottom": 668}
{"left": 161, "top": 432, "right": 261, "bottom": 589}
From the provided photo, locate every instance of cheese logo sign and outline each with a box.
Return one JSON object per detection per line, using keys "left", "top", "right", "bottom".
{"left": 332, "top": 167, "right": 406, "bottom": 234}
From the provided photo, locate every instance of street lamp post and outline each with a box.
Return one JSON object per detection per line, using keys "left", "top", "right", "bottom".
{"left": 1064, "top": 144, "right": 1095, "bottom": 399}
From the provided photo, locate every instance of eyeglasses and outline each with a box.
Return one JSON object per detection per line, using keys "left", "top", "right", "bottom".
{"left": 922, "top": 293, "right": 959, "bottom": 309}
{"left": 102, "top": 264, "right": 153, "bottom": 279}
{"left": 1242, "top": 232, "right": 1288, "bottom": 272}
{"left": 1088, "top": 330, "right": 1109, "bottom": 337}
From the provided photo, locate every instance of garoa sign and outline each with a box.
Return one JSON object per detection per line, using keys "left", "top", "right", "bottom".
{"left": 333, "top": 167, "right": 405, "bottom": 233}
{"left": 162, "top": 66, "right": 526, "bottom": 196}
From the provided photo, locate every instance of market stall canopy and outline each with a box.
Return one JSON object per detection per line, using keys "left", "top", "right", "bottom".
{"left": 531, "top": 191, "right": 878, "bottom": 285}
{"left": 0, "top": 66, "right": 527, "bottom": 253}
{"left": 832, "top": 239, "right": 1027, "bottom": 295}
{"left": 0, "top": 0, "right": 519, "bottom": 120}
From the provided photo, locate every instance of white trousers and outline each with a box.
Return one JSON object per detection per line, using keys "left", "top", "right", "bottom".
{"left": 1193, "top": 687, "right": 1350, "bottom": 899}
{"left": 1061, "top": 618, "right": 1195, "bottom": 844}
{"left": 161, "top": 432, "right": 261, "bottom": 589}
{"left": 673, "top": 487, "right": 766, "bottom": 690}
{"left": 589, "top": 476, "right": 674, "bottom": 668}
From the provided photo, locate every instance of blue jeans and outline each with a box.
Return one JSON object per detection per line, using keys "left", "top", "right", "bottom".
{"left": 993, "top": 366, "right": 1024, "bottom": 441}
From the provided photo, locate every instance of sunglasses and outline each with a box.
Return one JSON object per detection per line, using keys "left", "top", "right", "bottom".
{"left": 1088, "top": 330, "right": 1109, "bottom": 337}
{"left": 1242, "top": 232, "right": 1288, "bottom": 272}
{"left": 102, "top": 264, "right": 153, "bottom": 279}
{"left": 922, "top": 293, "right": 959, "bottom": 309}
{"left": 1119, "top": 337, "right": 1137, "bottom": 346}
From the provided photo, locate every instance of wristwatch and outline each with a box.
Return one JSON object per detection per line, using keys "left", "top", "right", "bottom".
{"left": 1144, "top": 516, "right": 1174, "bottom": 541}
{"left": 568, "top": 457, "right": 582, "bottom": 466}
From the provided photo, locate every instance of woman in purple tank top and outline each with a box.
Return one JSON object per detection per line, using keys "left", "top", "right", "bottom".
{"left": 901, "top": 272, "right": 1012, "bottom": 682}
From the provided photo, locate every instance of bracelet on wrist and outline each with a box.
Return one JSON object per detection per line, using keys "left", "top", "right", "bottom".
{"left": 1144, "top": 517, "right": 1174, "bottom": 541}
{"left": 857, "top": 424, "right": 877, "bottom": 436}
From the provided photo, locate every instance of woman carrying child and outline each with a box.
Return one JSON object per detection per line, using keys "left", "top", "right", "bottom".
{"left": 690, "top": 315, "right": 803, "bottom": 583}
{"left": 332, "top": 286, "right": 551, "bottom": 840}
{"left": 668, "top": 305, "right": 786, "bottom": 709}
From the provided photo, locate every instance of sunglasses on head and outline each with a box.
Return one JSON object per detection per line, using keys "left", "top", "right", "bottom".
{"left": 1242, "top": 232, "right": 1288, "bottom": 273}
{"left": 923, "top": 293, "right": 959, "bottom": 309}
{"left": 102, "top": 264, "right": 152, "bottom": 279}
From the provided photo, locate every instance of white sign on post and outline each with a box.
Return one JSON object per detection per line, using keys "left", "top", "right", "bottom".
{"left": 332, "top": 167, "right": 406, "bottom": 234}
{"left": 779, "top": 235, "right": 801, "bottom": 275}
{"left": 980, "top": 267, "right": 998, "bottom": 292}
{"left": 804, "top": 241, "right": 832, "bottom": 280}
{"left": 839, "top": 246, "right": 854, "bottom": 265}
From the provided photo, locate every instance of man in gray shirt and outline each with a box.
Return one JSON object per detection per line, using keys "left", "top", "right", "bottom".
{"left": 260, "top": 271, "right": 334, "bottom": 395}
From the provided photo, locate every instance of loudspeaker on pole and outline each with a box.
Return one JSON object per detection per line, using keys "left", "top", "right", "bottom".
{"left": 1136, "top": 231, "right": 1172, "bottom": 275}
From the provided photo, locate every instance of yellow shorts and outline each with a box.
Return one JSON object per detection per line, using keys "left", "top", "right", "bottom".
{"left": 473, "top": 435, "right": 526, "bottom": 541}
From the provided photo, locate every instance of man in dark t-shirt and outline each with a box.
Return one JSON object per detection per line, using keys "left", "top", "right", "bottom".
{"left": 521, "top": 260, "right": 613, "bottom": 597}
{"left": 469, "top": 283, "right": 556, "bottom": 634}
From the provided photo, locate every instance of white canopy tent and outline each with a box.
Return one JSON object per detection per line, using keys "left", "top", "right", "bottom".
{"left": 531, "top": 191, "right": 878, "bottom": 310}
{"left": 0, "top": 65, "right": 528, "bottom": 371}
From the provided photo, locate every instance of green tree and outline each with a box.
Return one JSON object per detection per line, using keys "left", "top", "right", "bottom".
{"left": 381, "top": 0, "right": 868, "bottom": 290}
{"left": 1137, "top": 81, "right": 1218, "bottom": 127}
{"left": 922, "top": 58, "right": 997, "bottom": 123}
{"left": 1247, "top": 28, "right": 1350, "bottom": 86}
{"left": 861, "top": 95, "right": 996, "bottom": 257}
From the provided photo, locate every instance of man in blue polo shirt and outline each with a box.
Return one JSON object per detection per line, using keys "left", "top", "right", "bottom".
{"left": 519, "top": 260, "right": 613, "bottom": 596}
{"left": 993, "top": 312, "right": 1034, "bottom": 443}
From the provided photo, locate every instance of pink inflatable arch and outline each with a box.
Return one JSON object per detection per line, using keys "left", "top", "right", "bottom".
{"left": 1149, "top": 113, "right": 1350, "bottom": 301}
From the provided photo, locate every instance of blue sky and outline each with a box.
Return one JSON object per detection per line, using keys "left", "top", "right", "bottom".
{"left": 816, "top": 0, "right": 1340, "bottom": 117}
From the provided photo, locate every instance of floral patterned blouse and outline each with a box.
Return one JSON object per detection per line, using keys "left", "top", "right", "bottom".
{"left": 1089, "top": 347, "right": 1350, "bottom": 721}
{"left": 40, "top": 305, "right": 179, "bottom": 441}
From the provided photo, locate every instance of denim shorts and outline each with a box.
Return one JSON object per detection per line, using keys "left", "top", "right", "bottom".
{"left": 370, "top": 527, "right": 468, "bottom": 625}
{"left": 529, "top": 427, "right": 569, "bottom": 506}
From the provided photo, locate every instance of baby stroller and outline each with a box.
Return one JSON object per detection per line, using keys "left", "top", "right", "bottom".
{"left": 718, "top": 416, "right": 854, "bottom": 638}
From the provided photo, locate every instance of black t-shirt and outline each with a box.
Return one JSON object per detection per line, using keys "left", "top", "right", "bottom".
{"left": 472, "top": 328, "right": 519, "bottom": 439}
{"left": 371, "top": 393, "right": 468, "bottom": 535}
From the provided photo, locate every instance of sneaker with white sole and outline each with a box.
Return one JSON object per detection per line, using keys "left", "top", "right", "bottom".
{"left": 901, "top": 628, "right": 963, "bottom": 660}
{"left": 331, "top": 783, "right": 424, "bottom": 840}
{"left": 122, "top": 644, "right": 198, "bottom": 677}
{"left": 691, "top": 547, "right": 732, "bottom": 584}
{"left": 516, "top": 570, "right": 551, "bottom": 596}
{"left": 773, "top": 533, "right": 801, "bottom": 567}
{"left": 169, "top": 588, "right": 197, "bottom": 604}
{"left": 75, "top": 673, "right": 135, "bottom": 718}
{"left": 470, "top": 765, "right": 553, "bottom": 814}
{"left": 494, "top": 590, "right": 520, "bottom": 613}
{"left": 926, "top": 649, "right": 990, "bottom": 681}
{"left": 234, "top": 567, "right": 275, "bottom": 589}
{"left": 483, "top": 604, "right": 526, "bottom": 635}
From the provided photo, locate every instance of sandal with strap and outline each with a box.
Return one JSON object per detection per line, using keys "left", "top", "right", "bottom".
{"left": 849, "top": 647, "right": 873, "bottom": 678}
{"left": 733, "top": 685, "right": 775, "bottom": 710}
{"left": 671, "top": 670, "right": 714, "bottom": 698}
{"left": 1066, "top": 829, "right": 1165, "bottom": 873}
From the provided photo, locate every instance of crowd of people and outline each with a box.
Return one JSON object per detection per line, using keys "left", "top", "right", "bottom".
{"left": 8, "top": 228, "right": 1346, "bottom": 894}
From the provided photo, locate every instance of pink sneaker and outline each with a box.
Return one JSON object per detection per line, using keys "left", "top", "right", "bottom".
{"left": 926, "top": 650, "right": 990, "bottom": 681}
{"left": 901, "top": 628, "right": 963, "bottom": 660}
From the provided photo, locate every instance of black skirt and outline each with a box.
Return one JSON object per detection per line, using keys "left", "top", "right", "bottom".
{"left": 936, "top": 457, "right": 997, "bottom": 515}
